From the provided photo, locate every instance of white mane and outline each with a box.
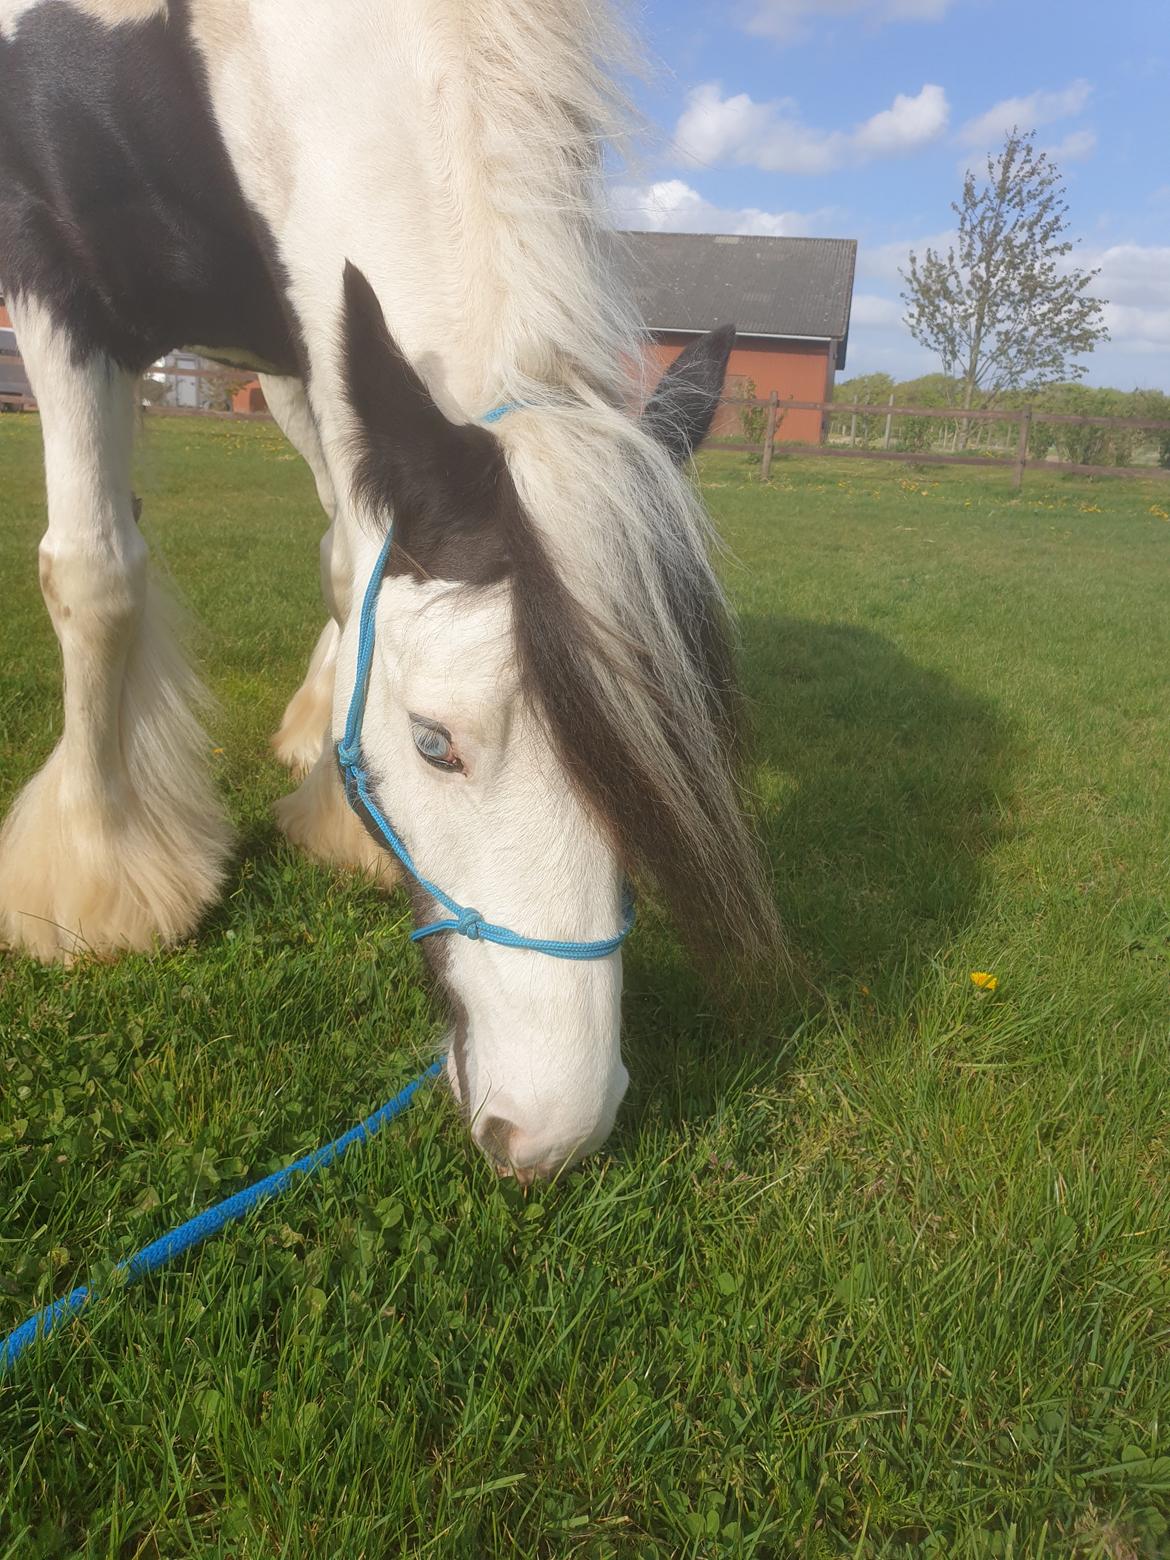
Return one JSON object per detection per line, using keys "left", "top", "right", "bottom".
{"left": 401, "top": 0, "right": 777, "bottom": 955}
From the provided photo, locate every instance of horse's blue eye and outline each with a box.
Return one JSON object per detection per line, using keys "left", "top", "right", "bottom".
{"left": 410, "top": 718, "right": 463, "bottom": 772}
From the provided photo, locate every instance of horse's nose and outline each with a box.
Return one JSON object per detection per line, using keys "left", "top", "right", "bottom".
{"left": 475, "top": 1114, "right": 558, "bottom": 1185}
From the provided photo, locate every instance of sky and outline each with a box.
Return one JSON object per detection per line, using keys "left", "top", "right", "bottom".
{"left": 613, "top": 0, "right": 1169, "bottom": 390}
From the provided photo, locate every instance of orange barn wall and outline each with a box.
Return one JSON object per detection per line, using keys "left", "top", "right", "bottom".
{"left": 644, "top": 332, "right": 834, "bottom": 444}
{"left": 0, "top": 302, "right": 11, "bottom": 328}
{"left": 233, "top": 380, "right": 268, "bottom": 414}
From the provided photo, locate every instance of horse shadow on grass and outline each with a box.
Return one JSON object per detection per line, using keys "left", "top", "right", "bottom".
{"left": 615, "top": 613, "right": 1016, "bottom": 1143}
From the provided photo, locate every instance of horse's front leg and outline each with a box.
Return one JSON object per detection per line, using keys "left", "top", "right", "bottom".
{"left": 261, "top": 373, "right": 398, "bottom": 884}
{"left": 264, "top": 373, "right": 344, "bottom": 777}
{"left": 0, "top": 298, "right": 233, "bottom": 961}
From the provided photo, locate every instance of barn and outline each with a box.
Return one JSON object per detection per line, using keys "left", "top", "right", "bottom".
{"left": 621, "top": 231, "right": 858, "bottom": 445}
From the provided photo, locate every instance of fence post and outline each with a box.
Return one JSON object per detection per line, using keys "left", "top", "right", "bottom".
{"left": 760, "top": 390, "right": 779, "bottom": 482}
{"left": 849, "top": 411, "right": 857, "bottom": 448}
{"left": 883, "top": 393, "right": 894, "bottom": 450}
{"left": 1013, "top": 407, "right": 1032, "bottom": 491}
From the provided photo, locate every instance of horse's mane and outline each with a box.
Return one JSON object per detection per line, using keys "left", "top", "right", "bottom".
{"left": 502, "top": 409, "right": 781, "bottom": 967}
{"left": 386, "top": 0, "right": 783, "bottom": 965}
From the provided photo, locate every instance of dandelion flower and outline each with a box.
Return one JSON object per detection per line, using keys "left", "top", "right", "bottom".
{"left": 970, "top": 971, "right": 998, "bottom": 992}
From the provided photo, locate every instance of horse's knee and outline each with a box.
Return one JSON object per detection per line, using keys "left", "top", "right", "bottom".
{"left": 320, "top": 522, "right": 353, "bottom": 623}
{"left": 38, "top": 525, "right": 147, "bottom": 639}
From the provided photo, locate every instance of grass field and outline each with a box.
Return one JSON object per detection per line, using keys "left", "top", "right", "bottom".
{"left": 2, "top": 414, "right": 1169, "bottom": 1558}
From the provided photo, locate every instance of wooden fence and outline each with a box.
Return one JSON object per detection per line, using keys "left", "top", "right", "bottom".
{"left": 7, "top": 364, "right": 1170, "bottom": 490}
{"left": 715, "top": 394, "right": 1170, "bottom": 488}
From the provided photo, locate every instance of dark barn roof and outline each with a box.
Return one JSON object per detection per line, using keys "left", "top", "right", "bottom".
{"left": 616, "top": 231, "right": 857, "bottom": 369}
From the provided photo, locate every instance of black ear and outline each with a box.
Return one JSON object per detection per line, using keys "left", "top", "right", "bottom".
{"left": 341, "top": 262, "right": 513, "bottom": 583}
{"left": 342, "top": 260, "right": 472, "bottom": 470}
{"left": 641, "top": 324, "right": 736, "bottom": 464}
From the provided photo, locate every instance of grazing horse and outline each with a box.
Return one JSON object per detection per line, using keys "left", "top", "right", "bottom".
{"left": 0, "top": 0, "right": 779, "bottom": 1179}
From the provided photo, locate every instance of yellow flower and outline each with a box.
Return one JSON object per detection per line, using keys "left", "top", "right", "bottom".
{"left": 1150, "top": 506, "right": 1169, "bottom": 521}
{"left": 970, "top": 971, "right": 998, "bottom": 992}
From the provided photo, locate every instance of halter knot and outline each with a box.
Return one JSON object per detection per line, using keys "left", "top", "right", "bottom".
{"left": 455, "top": 907, "right": 485, "bottom": 940}
{"left": 336, "top": 739, "right": 361, "bottom": 770}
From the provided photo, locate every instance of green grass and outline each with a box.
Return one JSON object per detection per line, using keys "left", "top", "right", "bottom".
{"left": 2, "top": 416, "right": 1169, "bottom": 1558}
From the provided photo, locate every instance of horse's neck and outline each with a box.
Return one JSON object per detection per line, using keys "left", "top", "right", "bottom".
{"left": 192, "top": 0, "right": 627, "bottom": 414}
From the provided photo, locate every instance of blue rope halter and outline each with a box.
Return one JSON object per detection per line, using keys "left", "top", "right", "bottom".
{"left": 336, "top": 413, "right": 635, "bottom": 960}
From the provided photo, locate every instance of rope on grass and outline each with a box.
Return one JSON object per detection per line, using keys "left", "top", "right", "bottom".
{"left": 1, "top": 1058, "right": 444, "bottom": 1374}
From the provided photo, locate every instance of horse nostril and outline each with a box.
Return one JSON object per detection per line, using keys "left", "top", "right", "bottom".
{"left": 477, "top": 1115, "right": 550, "bottom": 1187}
{"left": 476, "top": 1114, "right": 517, "bottom": 1166}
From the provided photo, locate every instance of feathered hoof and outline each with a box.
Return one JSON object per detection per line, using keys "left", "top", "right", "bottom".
{"left": 0, "top": 745, "right": 232, "bottom": 963}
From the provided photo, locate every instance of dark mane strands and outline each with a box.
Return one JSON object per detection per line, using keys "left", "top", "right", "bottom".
{"left": 510, "top": 472, "right": 777, "bottom": 971}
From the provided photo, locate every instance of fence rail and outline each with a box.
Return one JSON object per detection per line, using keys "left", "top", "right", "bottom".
{"left": 715, "top": 395, "right": 1170, "bottom": 488}
{"left": 6, "top": 367, "right": 1169, "bottom": 489}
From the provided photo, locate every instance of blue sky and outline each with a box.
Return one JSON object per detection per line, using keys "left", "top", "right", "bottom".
{"left": 614, "top": 0, "right": 1169, "bottom": 390}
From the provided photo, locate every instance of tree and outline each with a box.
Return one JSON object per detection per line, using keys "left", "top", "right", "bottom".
{"left": 900, "top": 129, "right": 1108, "bottom": 444}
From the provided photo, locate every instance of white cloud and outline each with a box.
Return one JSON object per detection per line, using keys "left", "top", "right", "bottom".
{"left": 959, "top": 80, "right": 1092, "bottom": 147}
{"left": 674, "top": 81, "right": 949, "bottom": 175}
{"left": 1093, "top": 245, "right": 1170, "bottom": 309}
{"left": 1091, "top": 241, "right": 1170, "bottom": 321}
{"left": 850, "top": 293, "right": 905, "bottom": 327}
{"left": 610, "top": 179, "right": 834, "bottom": 237}
{"left": 854, "top": 86, "right": 952, "bottom": 158}
{"left": 746, "top": 0, "right": 955, "bottom": 46}
{"left": 1042, "top": 129, "right": 1097, "bottom": 163}
{"left": 1073, "top": 244, "right": 1170, "bottom": 377}
{"left": 858, "top": 230, "right": 956, "bottom": 284}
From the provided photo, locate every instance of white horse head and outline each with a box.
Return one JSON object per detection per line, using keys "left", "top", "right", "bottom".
{"left": 336, "top": 265, "right": 780, "bottom": 1181}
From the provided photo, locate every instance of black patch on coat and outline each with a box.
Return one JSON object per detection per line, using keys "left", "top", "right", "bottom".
{"left": 0, "top": 1, "right": 299, "bottom": 373}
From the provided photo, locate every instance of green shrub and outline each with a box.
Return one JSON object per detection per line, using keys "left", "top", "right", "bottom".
{"left": 895, "top": 415, "right": 934, "bottom": 453}
{"left": 739, "top": 379, "right": 767, "bottom": 446}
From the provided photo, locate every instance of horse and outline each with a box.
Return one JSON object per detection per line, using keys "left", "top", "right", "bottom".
{"left": 0, "top": 0, "right": 780, "bottom": 1181}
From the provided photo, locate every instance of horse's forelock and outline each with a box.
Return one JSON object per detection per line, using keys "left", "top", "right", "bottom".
{"left": 500, "top": 414, "right": 782, "bottom": 971}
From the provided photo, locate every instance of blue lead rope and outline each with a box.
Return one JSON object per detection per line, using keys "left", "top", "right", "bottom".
{"left": 1, "top": 1059, "right": 443, "bottom": 1374}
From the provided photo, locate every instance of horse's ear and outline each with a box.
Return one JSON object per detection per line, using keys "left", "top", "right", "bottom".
{"left": 641, "top": 324, "right": 736, "bottom": 464}
{"left": 342, "top": 260, "right": 466, "bottom": 465}
{"left": 340, "top": 262, "right": 514, "bottom": 582}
